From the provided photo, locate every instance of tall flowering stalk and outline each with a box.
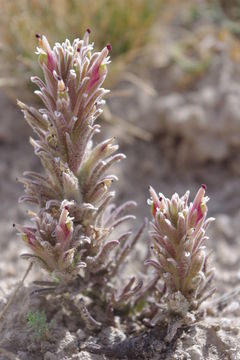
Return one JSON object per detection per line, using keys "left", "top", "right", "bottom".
{"left": 16, "top": 32, "right": 142, "bottom": 309}
{"left": 146, "top": 185, "right": 215, "bottom": 331}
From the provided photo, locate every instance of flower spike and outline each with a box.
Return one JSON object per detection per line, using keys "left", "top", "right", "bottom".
{"left": 146, "top": 186, "right": 215, "bottom": 313}
{"left": 17, "top": 32, "right": 141, "bottom": 299}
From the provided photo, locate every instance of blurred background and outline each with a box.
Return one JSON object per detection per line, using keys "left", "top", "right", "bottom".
{"left": 0, "top": 0, "right": 240, "bottom": 306}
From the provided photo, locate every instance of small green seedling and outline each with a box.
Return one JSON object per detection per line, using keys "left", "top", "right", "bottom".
{"left": 27, "top": 310, "right": 50, "bottom": 338}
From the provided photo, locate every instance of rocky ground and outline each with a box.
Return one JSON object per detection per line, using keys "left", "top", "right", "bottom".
{"left": 1, "top": 7, "right": 240, "bottom": 359}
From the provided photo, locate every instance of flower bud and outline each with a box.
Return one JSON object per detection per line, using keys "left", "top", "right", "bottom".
{"left": 36, "top": 34, "right": 56, "bottom": 72}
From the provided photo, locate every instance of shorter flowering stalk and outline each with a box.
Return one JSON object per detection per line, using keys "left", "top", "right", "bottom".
{"left": 146, "top": 185, "right": 215, "bottom": 314}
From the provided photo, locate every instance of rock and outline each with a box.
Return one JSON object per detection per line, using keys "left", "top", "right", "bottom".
{"left": 73, "top": 351, "right": 102, "bottom": 360}
{"left": 56, "top": 331, "right": 78, "bottom": 358}
{"left": 76, "top": 329, "right": 86, "bottom": 341}
{"left": 99, "top": 326, "right": 126, "bottom": 346}
{"left": 187, "top": 346, "right": 203, "bottom": 360}
{"left": 44, "top": 352, "right": 57, "bottom": 360}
